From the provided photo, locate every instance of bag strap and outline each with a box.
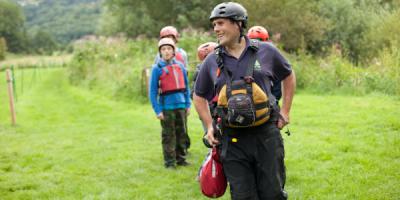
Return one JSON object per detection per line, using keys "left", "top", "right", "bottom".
{"left": 218, "top": 44, "right": 259, "bottom": 99}
{"left": 248, "top": 40, "right": 278, "bottom": 110}
{"left": 244, "top": 39, "right": 260, "bottom": 78}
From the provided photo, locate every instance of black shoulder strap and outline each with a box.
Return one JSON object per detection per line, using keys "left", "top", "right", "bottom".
{"left": 214, "top": 45, "right": 225, "bottom": 90}
{"left": 245, "top": 47, "right": 258, "bottom": 78}
{"left": 249, "top": 40, "right": 278, "bottom": 109}
{"left": 215, "top": 45, "right": 224, "bottom": 69}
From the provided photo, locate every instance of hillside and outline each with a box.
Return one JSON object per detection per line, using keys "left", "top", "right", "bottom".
{"left": 15, "top": 0, "right": 102, "bottom": 44}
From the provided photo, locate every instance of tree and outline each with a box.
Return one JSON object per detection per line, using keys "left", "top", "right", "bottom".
{"left": 100, "top": 0, "right": 222, "bottom": 38}
{"left": 238, "top": 0, "right": 328, "bottom": 53}
{"left": 362, "top": 8, "right": 400, "bottom": 60}
{"left": 317, "top": 0, "right": 391, "bottom": 64}
{"left": 23, "top": 0, "right": 102, "bottom": 45}
{"left": 32, "top": 30, "right": 58, "bottom": 54}
{"left": 0, "top": 0, "right": 27, "bottom": 52}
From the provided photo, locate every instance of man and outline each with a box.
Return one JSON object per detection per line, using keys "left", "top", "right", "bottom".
{"left": 247, "top": 25, "right": 282, "bottom": 104}
{"left": 149, "top": 38, "right": 191, "bottom": 168}
{"left": 194, "top": 2, "right": 295, "bottom": 199}
{"left": 154, "top": 26, "right": 189, "bottom": 69}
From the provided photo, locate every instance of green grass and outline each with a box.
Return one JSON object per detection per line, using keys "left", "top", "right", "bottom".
{"left": 0, "top": 69, "right": 399, "bottom": 199}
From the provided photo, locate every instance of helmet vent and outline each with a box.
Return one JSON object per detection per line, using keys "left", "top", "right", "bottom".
{"left": 220, "top": 11, "right": 226, "bottom": 14}
{"left": 220, "top": 6, "right": 226, "bottom": 9}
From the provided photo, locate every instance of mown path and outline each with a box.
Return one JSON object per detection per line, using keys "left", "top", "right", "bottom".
{"left": 0, "top": 69, "right": 399, "bottom": 199}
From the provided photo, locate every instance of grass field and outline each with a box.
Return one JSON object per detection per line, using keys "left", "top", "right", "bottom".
{"left": 0, "top": 69, "right": 399, "bottom": 199}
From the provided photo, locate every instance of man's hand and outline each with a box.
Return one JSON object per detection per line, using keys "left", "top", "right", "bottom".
{"left": 277, "top": 111, "right": 289, "bottom": 129}
{"left": 157, "top": 112, "right": 164, "bottom": 120}
{"left": 205, "top": 126, "right": 219, "bottom": 146}
{"left": 279, "top": 71, "right": 296, "bottom": 129}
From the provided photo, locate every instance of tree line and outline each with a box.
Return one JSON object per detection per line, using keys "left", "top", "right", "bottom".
{"left": 0, "top": 0, "right": 100, "bottom": 58}
{"left": 100, "top": 0, "right": 400, "bottom": 64}
{"left": 1, "top": 0, "right": 400, "bottom": 65}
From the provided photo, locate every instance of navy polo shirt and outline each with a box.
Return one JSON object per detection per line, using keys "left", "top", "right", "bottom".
{"left": 195, "top": 37, "right": 292, "bottom": 102}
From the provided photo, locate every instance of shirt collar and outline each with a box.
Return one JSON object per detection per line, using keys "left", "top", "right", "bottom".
{"left": 219, "top": 36, "right": 251, "bottom": 55}
{"left": 159, "top": 58, "right": 176, "bottom": 66}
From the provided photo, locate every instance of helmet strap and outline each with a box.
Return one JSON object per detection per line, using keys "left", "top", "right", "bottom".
{"left": 236, "top": 21, "right": 244, "bottom": 43}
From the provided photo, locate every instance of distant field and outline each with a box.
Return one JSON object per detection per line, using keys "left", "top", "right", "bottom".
{"left": 0, "top": 55, "right": 71, "bottom": 71}
{"left": 0, "top": 69, "right": 399, "bottom": 199}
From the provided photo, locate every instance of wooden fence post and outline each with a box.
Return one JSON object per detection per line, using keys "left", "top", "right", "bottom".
{"left": 6, "top": 69, "right": 16, "bottom": 126}
{"left": 142, "top": 67, "right": 150, "bottom": 98}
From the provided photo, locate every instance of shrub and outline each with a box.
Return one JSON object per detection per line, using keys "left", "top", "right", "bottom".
{"left": 67, "top": 34, "right": 215, "bottom": 102}
{"left": 69, "top": 36, "right": 399, "bottom": 102}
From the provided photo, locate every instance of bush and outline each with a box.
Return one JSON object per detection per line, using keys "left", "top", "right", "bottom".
{"left": 366, "top": 45, "right": 400, "bottom": 95}
{"left": 69, "top": 36, "right": 399, "bottom": 102}
{"left": 291, "top": 45, "right": 399, "bottom": 96}
{"left": 67, "top": 34, "right": 215, "bottom": 102}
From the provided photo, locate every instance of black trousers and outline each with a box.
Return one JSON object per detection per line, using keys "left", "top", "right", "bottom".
{"left": 221, "top": 113, "right": 287, "bottom": 200}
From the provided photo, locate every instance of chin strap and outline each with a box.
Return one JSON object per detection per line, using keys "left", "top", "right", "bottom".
{"left": 236, "top": 21, "right": 244, "bottom": 44}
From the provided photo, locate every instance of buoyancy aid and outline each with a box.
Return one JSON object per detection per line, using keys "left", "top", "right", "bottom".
{"left": 175, "top": 51, "right": 186, "bottom": 67}
{"left": 158, "top": 63, "right": 186, "bottom": 95}
{"left": 215, "top": 40, "right": 276, "bottom": 128}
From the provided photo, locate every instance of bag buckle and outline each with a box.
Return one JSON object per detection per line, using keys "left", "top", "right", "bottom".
{"left": 243, "top": 76, "right": 254, "bottom": 84}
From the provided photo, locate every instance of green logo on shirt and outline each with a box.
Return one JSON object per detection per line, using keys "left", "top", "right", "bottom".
{"left": 254, "top": 60, "right": 261, "bottom": 70}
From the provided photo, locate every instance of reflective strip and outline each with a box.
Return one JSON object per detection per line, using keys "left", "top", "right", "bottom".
{"left": 172, "top": 67, "right": 180, "bottom": 89}
{"left": 212, "top": 160, "right": 216, "bottom": 178}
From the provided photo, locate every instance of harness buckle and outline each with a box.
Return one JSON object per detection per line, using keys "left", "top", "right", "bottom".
{"left": 243, "top": 76, "right": 254, "bottom": 84}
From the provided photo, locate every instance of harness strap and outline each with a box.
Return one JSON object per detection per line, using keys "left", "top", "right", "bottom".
{"left": 254, "top": 102, "right": 268, "bottom": 110}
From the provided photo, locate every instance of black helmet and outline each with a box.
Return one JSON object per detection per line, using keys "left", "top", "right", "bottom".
{"left": 209, "top": 2, "right": 248, "bottom": 28}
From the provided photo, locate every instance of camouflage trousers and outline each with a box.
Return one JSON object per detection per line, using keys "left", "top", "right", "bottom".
{"left": 160, "top": 109, "right": 189, "bottom": 166}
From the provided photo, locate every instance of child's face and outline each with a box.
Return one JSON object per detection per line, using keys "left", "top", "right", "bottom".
{"left": 160, "top": 45, "right": 174, "bottom": 61}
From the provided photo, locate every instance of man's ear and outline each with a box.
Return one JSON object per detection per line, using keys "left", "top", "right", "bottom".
{"left": 238, "top": 21, "right": 243, "bottom": 28}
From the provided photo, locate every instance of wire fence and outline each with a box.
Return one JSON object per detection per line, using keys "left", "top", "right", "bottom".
{"left": 0, "top": 55, "right": 71, "bottom": 126}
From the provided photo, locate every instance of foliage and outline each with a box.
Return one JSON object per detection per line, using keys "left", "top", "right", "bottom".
{"left": 239, "top": 0, "right": 329, "bottom": 53}
{"left": 67, "top": 33, "right": 214, "bottom": 102}
{"left": 68, "top": 36, "right": 156, "bottom": 101}
{"left": 363, "top": 9, "right": 400, "bottom": 62}
{"left": 100, "top": 0, "right": 400, "bottom": 65}
{"left": 22, "top": 0, "right": 102, "bottom": 44}
{"left": 0, "top": 0, "right": 27, "bottom": 52}
{"left": 31, "top": 30, "right": 58, "bottom": 55}
{"left": 100, "top": 0, "right": 222, "bottom": 37}
{"left": 0, "top": 37, "right": 6, "bottom": 60}
{"left": 317, "top": 0, "right": 378, "bottom": 63}
{"left": 68, "top": 33, "right": 400, "bottom": 98}
{"left": 0, "top": 69, "right": 399, "bottom": 199}
{"left": 290, "top": 46, "right": 400, "bottom": 95}
{"left": 366, "top": 45, "right": 400, "bottom": 96}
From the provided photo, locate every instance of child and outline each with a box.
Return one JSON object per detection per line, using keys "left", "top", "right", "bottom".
{"left": 191, "top": 42, "right": 218, "bottom": 99}
{"left": 154, "top": 26, "right": 188, "bottom": 69}
{"left": 154, "top": 26, "right": 191, "bottom": 153}
{"left": 149, "top": 37, "right": 191, "bottom": 169}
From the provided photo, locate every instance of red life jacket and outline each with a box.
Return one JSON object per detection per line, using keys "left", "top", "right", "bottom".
{"left": 159, "top": 63, "right": 186, "bottom": 95}
{"left": 175, "top": 51, "right": 186, "bottom": 67}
